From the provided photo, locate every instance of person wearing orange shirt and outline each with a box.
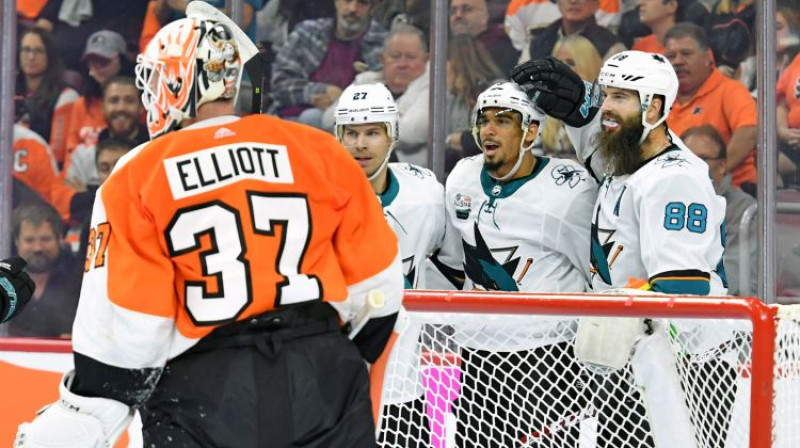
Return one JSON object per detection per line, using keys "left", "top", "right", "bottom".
{"left": 13, "top": 125, "right": 75, "bottom": 222}
{"left": 777, "top": 51, "right": 800, "bottom": 186}
{"left": 64, "top": 30, "right": 135, "bottom": 164}
{"left": 16, "top": 4, "right": 403, "bottom": 448}
{"left": 632, "top": 0, "right": 679, "bottom": 54}
{"left": 664, "top": 22, "right": 757, "bottom": 191}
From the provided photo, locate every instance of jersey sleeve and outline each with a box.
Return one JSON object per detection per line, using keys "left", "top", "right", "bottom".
{"left": 554, "top": 178, "right": 596, "bottom": 289}
{"left": 565, "top": 114, "right": 605, "bottom": 181}
{"left": 429, "top": 177, "right": 466, "bottom": 289}
{"left": 326, "top": 142, "right": 405, "bottom": 362}
{"left": 71, "top": 147, "right": 178, "bottom": 406}
{"left": 636, "top": 170, "right": 726, "bottom": 295}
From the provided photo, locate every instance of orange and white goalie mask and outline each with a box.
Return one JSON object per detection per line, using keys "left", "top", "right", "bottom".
{"left": 135, "top": 2, "right": 258, "bottom": 138}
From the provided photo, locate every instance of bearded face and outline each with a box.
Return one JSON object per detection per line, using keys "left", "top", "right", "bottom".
{"left": 596, "top": 111, "right": 645, "bottom": 176}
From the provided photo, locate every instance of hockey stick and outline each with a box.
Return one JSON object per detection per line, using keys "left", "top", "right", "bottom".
{"left": 348, "top": 289, "right": 386, "bottom": 339}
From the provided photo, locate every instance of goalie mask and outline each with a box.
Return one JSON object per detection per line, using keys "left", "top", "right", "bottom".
{"left": 473, "top": 81, "right": 545, "bottom": 181}
{"left": 135, "top": 2, "right": 259, "bottom": 139}
{"left": 334, "top": 83, "right": 399, "bottom": 181}
{"left": 594, "top": 50, "right": 678, "bottom": 144}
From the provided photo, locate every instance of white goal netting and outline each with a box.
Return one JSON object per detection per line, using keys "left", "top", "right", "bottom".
{"left": 376, "top": 292, "right": 800, "bottom": 448}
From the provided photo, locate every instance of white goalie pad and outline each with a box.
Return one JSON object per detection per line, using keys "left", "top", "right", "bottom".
{"left": 574, "top": 316, "right": 645, "bottom": 372}
{"left": 15, "top": 370, "right": 133, "bottom": 448}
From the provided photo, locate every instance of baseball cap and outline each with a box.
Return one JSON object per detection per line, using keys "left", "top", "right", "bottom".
{"left": 82, "top": 30, "right": 127, "bottom": 61}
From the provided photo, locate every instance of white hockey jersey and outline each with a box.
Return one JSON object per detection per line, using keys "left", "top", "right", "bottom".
{"left": 434, "top": 154, "right": 597, "bottom": 352}
{"left": 439, "top": 154, "right": 596, "bottom": 293}
{"left": 380, "top": 163, "right": 446, "bottom": 289}
{"left": 378, "top": 163, "right": 446, "bottom": 405}
{"left": 566, "top": 117, "right": 727, "bottom": 295}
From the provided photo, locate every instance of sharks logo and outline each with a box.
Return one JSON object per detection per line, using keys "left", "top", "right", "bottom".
{"left": 590, "top": 221, "right": 615, "bottom": 285}
{"left": 402, "top": 255, "right": 416, "bottom": 288}
{"left": 463, "top": 223, "right": 526, "bottom": 291}
{"left": 403, "top": 164, "right": 430, "bottom": 179}
{"left": 654, "top": 152, "right": 688, "bottom": 169}
{"left": 551, "top": 164, "right": 586, "bottom": 188}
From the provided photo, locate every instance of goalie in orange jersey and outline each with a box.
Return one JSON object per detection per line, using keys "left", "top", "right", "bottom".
{"left": 15, "top": 3, "right": 403, "bottom": 448}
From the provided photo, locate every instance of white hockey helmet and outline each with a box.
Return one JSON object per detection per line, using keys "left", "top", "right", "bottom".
{"left": 334, "top": 83, "right": 399, "bottom": 181}
{"left": 472, "top": 81, "right": 545, "bottom": 181}
{"left": 135, "top": 1, "right": 259, "bottom": 138}
{"left": 596, "top": 50, "right": 679, "bottom": 143}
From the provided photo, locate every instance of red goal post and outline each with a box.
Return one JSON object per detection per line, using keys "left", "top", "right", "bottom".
{"left": 375, "top": 291, "right": 799, "bottom": 448}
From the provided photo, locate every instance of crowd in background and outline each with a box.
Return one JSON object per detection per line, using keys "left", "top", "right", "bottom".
{"left": 5, "top": 0, "right": 800, "bottom": 338}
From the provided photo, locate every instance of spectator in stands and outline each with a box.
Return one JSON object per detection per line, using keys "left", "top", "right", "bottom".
{"left": 13, "top": 124, "right": 75, "bottom": 222}
{"left": 269, "top": 0, "right": 387, "bottom": 128}
{"left": 5, "top": 204, "right": 82, "bottom": 338}
{"left": 15, "top": 28, "right": 79, "bottom": 166}
{"left": 151, "top": 0, "right": 264, "bottom": 41}
{"left": 704, "top": 0, "right": 754, "bottom": 80}
{"left": 444, "top": 34, "right": 503, "bottom": 173}
{"left": 777, "top": 4, "right": 800, "bottom": 76}
{"left": 64, "top": 30, "right": 134, "bottom": 167}
{"left": 682, "top": 125, "right": 755, "bottom": 296}
{"left": 633, "top": 0, "right": 679, "bottom": 54}
{"left": 664, "top": 22, "right": 757, "bottom": 194}
{"left": 323, "top": 24, "right": 431, "bottom": 164}
{"left": 525, "top": 0, "right": 626, "bottom": 63}
{"left": 540, "top": 34, "right": 603, "bottom": 159}
{"left": 34, "top": 0, "right": 148, "bottom": 73}
{"left": 70, "top": 138, "right": 136, "bottom": 264}
{"left": 65, "top": 76, "right": 146, "bottom": 187}
{"left": 505, "top": 0, "right": 621, "bottom": 60}
{"left": 777, "top": 44, "right": 800, "bottom": 188}
{"left": 449, "top": 0, "right": 519, "bottom": 73}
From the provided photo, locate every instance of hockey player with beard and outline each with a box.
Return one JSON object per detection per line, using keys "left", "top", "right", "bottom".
{"left": 333, "top": 82, "right": 446, "bottom": 447}
{"left": 434, "top": 81, "right": 597, "bottom": 447}
{"left": 511, "top": 51, "right": 729, "bottom": 447}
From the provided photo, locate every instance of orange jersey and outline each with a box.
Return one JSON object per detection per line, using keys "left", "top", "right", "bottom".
{"left": 47, "top": 87, "right": 80, "bottom": 164}
{"left": 777, "top": 53, "right": 800, "bottom": 128}
{"left": 63, "top": 97, "right": 105, "bottom": 167}
{"left": 632, "top": 34, "right": 664, "bottom": 55}
{"left": 13, "top": 125, "right": 75, "bottom": 221}
{"left": 667, "top": 68, "right": 757, "bottom": 186}
{"left": 72, "top": 115, "right": 403, "bottom": 369}
{"left": 17, "top": 0, "right": 48, "bottom": 19}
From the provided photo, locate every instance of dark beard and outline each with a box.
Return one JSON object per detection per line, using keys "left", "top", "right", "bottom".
{"left": 483, "top": 157, "right": 504, "bottom": 172}
{"left": 597, "top": 115, "right": 645, "bottom": 176}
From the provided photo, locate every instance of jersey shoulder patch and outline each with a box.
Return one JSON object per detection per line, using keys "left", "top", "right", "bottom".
{"left": 545, "top": 158, "right": 594, "bottom": 190}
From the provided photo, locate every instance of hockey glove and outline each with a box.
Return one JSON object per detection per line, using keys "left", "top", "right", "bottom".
{"left": 15, "top": 370, "right": 133, "bottom": 448}
{"left": 0, "top": 257, "right": 35, "bottom": 323}
{"left": 510, "top": 56, "right": 599, "bottom": 128}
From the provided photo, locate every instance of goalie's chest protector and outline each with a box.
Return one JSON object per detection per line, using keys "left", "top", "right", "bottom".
{"left": 445, "top": 155, "right": 596, "bottom": 292}
{"left": 380, "top": 163, "right": 446, "bottom": 289}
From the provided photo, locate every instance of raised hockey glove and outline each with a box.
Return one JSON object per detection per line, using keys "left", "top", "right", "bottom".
{"left": 510, "top": 56, "right": 598, "bottom": 128}
{"left": 0, "top": 257, "right": 35, "bottom": 323}
{"left": 15, "top": 370, "right": 133, "bottom": 448}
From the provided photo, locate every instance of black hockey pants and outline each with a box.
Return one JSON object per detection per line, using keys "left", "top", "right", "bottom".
{"left": 139, "top": 301, "right": 377, "bottom": 448}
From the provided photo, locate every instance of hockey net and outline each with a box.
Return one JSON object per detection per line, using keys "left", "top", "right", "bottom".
{"left": 376, "top": 291, "right": 800, "bottom": 448}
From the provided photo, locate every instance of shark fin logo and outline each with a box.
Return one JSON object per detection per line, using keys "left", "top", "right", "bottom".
{"left": 590, "top": 222, "right": 624, "bottom": 285}
{"left": 463, "top": 223, "right": 521, "bottom": 291}
{"left": 402, "top": 255, "right": 416, "bottom": 289}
